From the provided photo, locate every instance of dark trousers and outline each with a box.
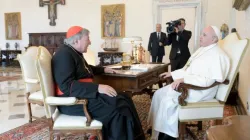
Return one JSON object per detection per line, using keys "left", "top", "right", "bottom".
{"left": 170, "top": 54, "right": 188, "bottom": 71}
{"left": 58, "top": 93, "right": 145, "bottom": 140}
{"left": 152, "top": 55, "right": 163, "bottom": 63}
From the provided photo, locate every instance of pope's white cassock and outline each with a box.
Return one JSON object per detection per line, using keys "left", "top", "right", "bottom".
{"left": 147, "top": 43, "right": 230, "bottom": 139}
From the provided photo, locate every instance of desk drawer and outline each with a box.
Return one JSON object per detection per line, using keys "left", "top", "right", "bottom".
{"left": 138, "top": 72, "right": 158, "bottom": 87}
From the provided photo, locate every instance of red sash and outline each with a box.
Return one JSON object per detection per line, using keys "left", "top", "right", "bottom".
{"left": 55, "top": 78, "right": 93, "bottom": 96}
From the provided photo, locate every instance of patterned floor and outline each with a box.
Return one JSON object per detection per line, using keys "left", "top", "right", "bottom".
{"left": 0, "top": 67, "right": 237, "bottom": 140}
{"left": 0, "top": 67, "right": 45, "bottom": 134}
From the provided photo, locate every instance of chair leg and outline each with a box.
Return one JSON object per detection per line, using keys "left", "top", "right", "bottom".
{"left": 97, "top": 130, "right": 103, "bottom": 140}
{"left": 49, "top": 131, "right": 54, "bottom": 140}
{"left": 83, "top": 134, "right": 88, "bottom": 140}
{"left": 179, "top": 122, "right": 186, "bottom": 140}
{"left": 198, "top": 121, "right": 202, "bottom": 131}
{"left": 26, "top": 93, "right": 32, "bottom": 123}
{"left": 48, "top": 119, "right": 54, "bottom": 140}
{"left": 27, "top": 102, "right": 32, "bottom": 123}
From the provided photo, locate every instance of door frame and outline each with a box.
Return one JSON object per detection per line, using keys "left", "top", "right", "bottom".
{"left": 153, "top": 0, "right": 204, "bottom": 52}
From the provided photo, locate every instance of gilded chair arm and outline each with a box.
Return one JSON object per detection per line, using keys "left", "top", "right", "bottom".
{"left": 46, "top": 97, "right": 92, "bottom": 127}
{"left": 176, "top": 80, "right": 230, "bottom": 106}
{"left": 76, "top": 99, "right": 92, "bottom": 127}
{"left": 25, "top": 78, "right": 40, "bottom": 84}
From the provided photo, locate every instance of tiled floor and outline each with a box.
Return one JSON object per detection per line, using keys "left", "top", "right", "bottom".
{"left": 0, "top": 67, "right": 45, "bottom": 134}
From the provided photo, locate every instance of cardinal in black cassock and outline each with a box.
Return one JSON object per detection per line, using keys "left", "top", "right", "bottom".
{"left": 51, "top": 26, "right": 145, "bottom": 140}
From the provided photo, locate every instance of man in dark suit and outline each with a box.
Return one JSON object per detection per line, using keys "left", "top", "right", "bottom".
{"left": 148, "top": 24, "right": 167, "bottom": 63}
{"left": 166, "top": 18, "right": 192, "bottom": 71}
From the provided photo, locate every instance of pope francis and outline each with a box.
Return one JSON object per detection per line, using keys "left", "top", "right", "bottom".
{"left": 147, "top": 26, "right": 230, "bottom": 140}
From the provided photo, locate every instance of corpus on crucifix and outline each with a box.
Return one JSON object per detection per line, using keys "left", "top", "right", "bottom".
{"left": 39, "top": 0, "right": 65, "bottom": 26}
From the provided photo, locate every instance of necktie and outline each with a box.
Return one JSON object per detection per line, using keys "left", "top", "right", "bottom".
{"left": 158, "top": 33, "right": 160, "bottom": 40}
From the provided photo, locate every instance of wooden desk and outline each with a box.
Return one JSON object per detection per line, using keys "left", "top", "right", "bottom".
{"left": 206, "top": 115, "right": 250, "bottom": 140}
{"left": 94, "top": 63, "right": 169, "bottom": 96}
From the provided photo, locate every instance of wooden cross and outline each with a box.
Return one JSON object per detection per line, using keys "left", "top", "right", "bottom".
{"left": 39, "top": 0, "right": 65, "bottom": 26}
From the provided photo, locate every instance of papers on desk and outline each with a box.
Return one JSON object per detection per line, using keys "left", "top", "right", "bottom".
{"left": 108, "top": 65, "right": 122, "bottom": 69}
{"left": 107, "top": 64, "right": 164, "bottom": 75}
{"left": 130, "top": 64, "right": 161, "bottom": 72}
{"left": 130, "top": 65, "right": 149, "bottom": 72}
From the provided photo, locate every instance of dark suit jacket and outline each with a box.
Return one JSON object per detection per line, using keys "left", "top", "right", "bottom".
{"left": 166, "top": 30, "right": 192, "bottom": 60}
{"left": 148, "top": 32, "right": 167, "bottom": 56}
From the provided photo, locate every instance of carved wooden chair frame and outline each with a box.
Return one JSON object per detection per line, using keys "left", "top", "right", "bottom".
{"left": 36, "top": 46, "right": 103, "bottom": 140}
{"left": 46, "top": 99, "right": 103, "bottom": 140}
{"left": 161, "top": 76, "right": 229, "bottom": 140}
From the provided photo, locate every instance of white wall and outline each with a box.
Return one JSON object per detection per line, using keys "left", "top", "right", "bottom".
{"left": 205, "top": 0, "right": 232, "bottom": 29}
{"left": 0, "top": 0, "right": 153, "bottom": 64}
{"left": 2, "top": 0, "right": 249, "bottom": 113}
{"left": 0, "top": 0, "right": 234, "bottom": 65}
{"left": 235, "top": 6, "right": 250, "bottom": 115}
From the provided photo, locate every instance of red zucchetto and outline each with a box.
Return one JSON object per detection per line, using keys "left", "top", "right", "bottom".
{"left": 66, "top": 26, "right": 83, "bottom": 38}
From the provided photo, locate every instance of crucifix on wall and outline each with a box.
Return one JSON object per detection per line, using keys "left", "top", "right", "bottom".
{"left": 39, "top": 0, "right": 65, "bottom": 26}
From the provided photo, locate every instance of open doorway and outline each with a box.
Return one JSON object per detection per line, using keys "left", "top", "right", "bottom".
{"left": 153, "top": 0, "right": 202, "bottom": 64}
{"left": 161, "top": 8, "right": 196, "bottom": 63}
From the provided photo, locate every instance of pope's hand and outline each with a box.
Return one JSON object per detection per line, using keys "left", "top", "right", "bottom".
{"left": 98, "top": 84, "right": 117, "bottom": 97}
{"left": 159, "top": 72, "right": 171, "bottom": 79}
{"left": 171, "top": 78, "right": 184, "bottom": 90}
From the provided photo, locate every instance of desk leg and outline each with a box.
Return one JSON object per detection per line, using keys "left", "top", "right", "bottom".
{"left": 141, "top": 88, "right": 154, "bottom": 98}
{"left": 143, "top": 81, "right": 163, "bottom": 98}
{"left": 158, "top": 81, "right": 163, "bottom": 88}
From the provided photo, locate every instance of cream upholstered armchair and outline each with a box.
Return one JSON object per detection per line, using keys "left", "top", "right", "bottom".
{"left": 17, "top": 46, "right": 43, "bottom": 123}
{"left": 163, "top": 33, "right": 249, "bottom": 140}
{"left": 35, "top": 46, "right": 103, "bottom": 140}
